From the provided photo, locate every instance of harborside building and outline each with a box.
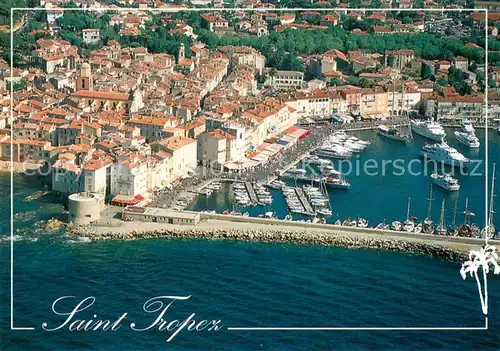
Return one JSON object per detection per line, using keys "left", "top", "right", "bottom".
{"left": 435, "top": 95, "right": 484, "bottom": 123}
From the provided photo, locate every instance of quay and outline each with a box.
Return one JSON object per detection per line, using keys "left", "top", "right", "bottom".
{"left": 195, "top": 178, "right": 243, "bottom": 193}
{"left": 266, "top": 151, "right": 312, "bottom": 185}
{"left": 245, "top": 181, "right": 259, "bottom": 204}
{"left": 295, "top": 187, "right": 314, "bottom": 214}
{"left": 282, "top": 173, "right": 319, "bottom": 184}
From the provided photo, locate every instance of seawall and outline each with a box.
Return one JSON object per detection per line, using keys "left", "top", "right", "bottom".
{"left": 67, "top": 213, "right": 497, "bottom": 262}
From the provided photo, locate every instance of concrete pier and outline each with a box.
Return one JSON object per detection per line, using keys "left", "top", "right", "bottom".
{"left": 245, "top": 181, "right": 259, "bottom": 204}
{"left": 295, "top": 187, "right": 314, "bottom": 214}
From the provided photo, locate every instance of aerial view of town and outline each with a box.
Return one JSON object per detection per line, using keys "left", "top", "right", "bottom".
{"left": 1, "top": 0, "right": 500, "bottom": 349}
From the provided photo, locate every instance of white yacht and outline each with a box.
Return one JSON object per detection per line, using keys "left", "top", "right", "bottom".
{"left": 431, "top": 173, "right": 460, "bottom": 191}
{"left": 304, "top": 155, "right": 331, "bottom": 166}
{"left": 420, "top": 141, "right": 473, "bottom": 167}
{"left": 460, "top": 119, "right": 475, "bottom": 133}
{"left": 317, "top": 208, "right": 332, "bottom": 216}
{"left": 288, "top": 168, "right": 307, "bottom": 175}
{"left": 454, "top": 131, "right": 480, "bottom": 148}
{"left": 315, "top": 147, "right": 352, "bottom": 159}
{"left": 343, "top": 140, "right": 365, "bottom": 152}
{"left": 410, "top": 120, "right": 446, "bottom": 141}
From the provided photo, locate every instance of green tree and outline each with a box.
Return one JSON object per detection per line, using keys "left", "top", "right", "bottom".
{"left": 422, "top": 64, "right": 433, "bottom": 79}
{"left": 402, "top": 16, "right": 413, "bottom": 24}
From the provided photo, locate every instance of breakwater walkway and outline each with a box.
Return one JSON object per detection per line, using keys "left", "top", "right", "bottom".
{"left": 73, "top": 213, "right": 498, "bottom": 261}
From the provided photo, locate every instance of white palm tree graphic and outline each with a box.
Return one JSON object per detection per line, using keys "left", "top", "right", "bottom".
{"left": 460, "top": 245, "right": 500, "bottom": 315}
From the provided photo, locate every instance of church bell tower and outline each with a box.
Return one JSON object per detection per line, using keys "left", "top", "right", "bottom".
{"left": 77, "top": 62, "right": 92, "bottom": 91}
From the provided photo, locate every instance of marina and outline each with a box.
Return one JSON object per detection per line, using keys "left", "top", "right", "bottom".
{"left": 189, "top": 127, "right": 499, "bottom": 238}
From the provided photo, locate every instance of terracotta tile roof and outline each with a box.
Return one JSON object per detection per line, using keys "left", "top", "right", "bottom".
{"left": 72, "top": 90, "right": 130, "bottom": 101}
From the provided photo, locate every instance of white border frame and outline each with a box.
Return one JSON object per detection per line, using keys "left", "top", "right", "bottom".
{"left": 9, "top": 6, "right": 490, "bottom": 332}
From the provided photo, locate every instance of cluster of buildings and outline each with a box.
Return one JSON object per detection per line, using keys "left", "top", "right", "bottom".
{"left": 0, "top": 3, "right": 491, "bottom": 210}
{"left": 1, "top": 39, "right": 299, "bottom": 205}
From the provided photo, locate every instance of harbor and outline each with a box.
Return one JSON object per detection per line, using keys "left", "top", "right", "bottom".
{"left": 188, "top": 127, "right": 500, "bottom": 237}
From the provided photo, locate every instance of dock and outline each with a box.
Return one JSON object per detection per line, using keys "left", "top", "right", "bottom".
{"left": 295, "top": 187, "right": 314, "bottom": 214}
{"left": 245, "top": 181, "right": 259, "bottom": 204}
{"left": 281, "top": 173, "right": 350, "bottom": 189}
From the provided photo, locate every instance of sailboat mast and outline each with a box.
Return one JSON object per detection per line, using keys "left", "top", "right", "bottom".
{"left": 406, "top": 197, "right": 411, "bottom": 221}
{"left": 463, "top": 197, "right": 469, "bottom": 225}
{"left": 400, "top": 85, "right": 404, "bottom": 133}
{"left": 488, "top": 163, "right": 496, "bottom": 227}
{"left": 453, "top": 191, "right": 459, "bottom": 226}
{"left": 392, "top": 78, "right": 396, "bottom": 119}
{"left": 427, "top": 183, "right": 433, "bottom": 219}
{"left": 439, "top": 199, "right": 446, "bottom": 228}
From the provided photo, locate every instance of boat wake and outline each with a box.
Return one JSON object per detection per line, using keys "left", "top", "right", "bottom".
{"left": 63, "top": 236, "right": 92, "bottom": 244}
{"left": 0, "top": 235, "right": 39, "bottom": 244}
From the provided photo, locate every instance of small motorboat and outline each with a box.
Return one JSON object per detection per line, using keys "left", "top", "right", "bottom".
{"left": 422, "top": 218, "right": 434, "bottom": 234}
{"left": 264, "top": 211, "right": 275, "bottom": 219}
{"left": 413, "top": 222, "right": 423, "bottom": 233}
{"left": 357, "top": 218, "right": 369, "bottom": 228}
{"left": 342, "top": 218, "right": 357, "bottom": 226}
{"left": 403, "top": 220, "right": 415, "bottom": 232}
{"left": 446, "top": 224, "right": 458, "bottom": 236}
{"left": 375, "top": 220, "right": 389, "bottom": 230}
{"left": 391, "top": 221, "right": 402, "bottom": 231}
{"left": 334, "top": 219, "right": 342, "bottom": 226}
{"left": 436, "top": 225, "right": 447, "bottom": 235}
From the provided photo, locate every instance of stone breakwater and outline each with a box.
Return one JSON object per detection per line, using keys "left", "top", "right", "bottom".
{"left": 70, "top": 227, "right": 467, "bottom": 262}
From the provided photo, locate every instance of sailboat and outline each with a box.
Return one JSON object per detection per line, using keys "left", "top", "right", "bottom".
{"left": 481, "top": 163, "right": 497, "bottom": 240}
{"left": 458, "top": 198, "right": 480, "bottom": 237}
{"left": 436, "top": 199, "right": 447, "bottom": 235}
{"left": 377, "top": 85, "right": 412, "bottom": 143}
{"left": 315, "top": 179, "right": 333, "bottom": 217}
{"left": 423, "top": 183, "right": 435, "bottom": 234}
{"left": 403, "top": 197, "right": 415, "bottom": 232}
{"left": 447, "top": 192, "right": 459, "bottom": 236}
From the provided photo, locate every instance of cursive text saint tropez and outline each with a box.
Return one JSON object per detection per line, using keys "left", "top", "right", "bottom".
{"left": 41, "top": 295, "right": 224, "bottom": 342}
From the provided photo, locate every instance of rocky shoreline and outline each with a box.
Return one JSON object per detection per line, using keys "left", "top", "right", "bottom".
{"left": 69, "top": 226, "right": 468, "bottom": 262}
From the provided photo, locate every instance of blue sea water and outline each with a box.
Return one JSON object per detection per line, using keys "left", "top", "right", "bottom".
{"left": 0, "top": 129, "right": 500, "bottom": 349}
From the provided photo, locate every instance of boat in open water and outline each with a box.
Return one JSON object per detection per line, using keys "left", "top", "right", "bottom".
{"left": 454, "top": 131, "right": 480, "bottom": 148}
{"left": 420, "top": 141, "right": 473, "bottom": 168}
{"left": 431, "top": 173, "right": 460, "bottom": 191}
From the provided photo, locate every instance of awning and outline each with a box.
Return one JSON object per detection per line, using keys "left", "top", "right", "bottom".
{"left": 284, "top": 126, "right": 300, "bottom": 134}
{"left": 111, "top": 194, "right": 141, "bottom": 206}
